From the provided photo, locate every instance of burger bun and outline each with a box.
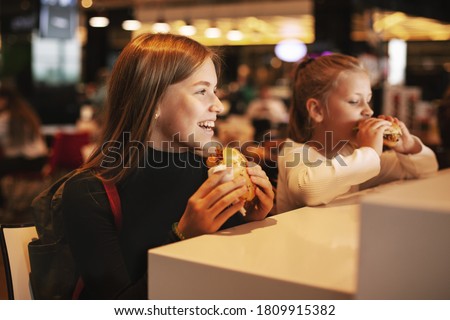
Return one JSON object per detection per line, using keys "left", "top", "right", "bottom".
{"left": 383, "top": 122, "right": 402, "bottom": 147}
{"left": 207, "top": 147, "right": 256, "bottom": 202}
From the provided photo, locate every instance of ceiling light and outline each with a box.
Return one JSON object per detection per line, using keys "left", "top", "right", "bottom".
{"left": 274, "top": 39, "right": 307, "bottom": 62}
{"left": 152, "top": 19, "right": 170, "bottom": 33}
{"left": 179, "top": 24, "right": 197, "bottom": 36}
{"left": 81, "top": 0, "right": 93, "bottom": 9}
{"left": 89, "top": 16, "right": 109, "bottom": 28}
{"left": 205, "top": 22, "right": 221, "bottom": 39}
{"left": 205, "top": 27, "right": 221, "bottom": 38}
{"left": 122, "top": 19, "right": 141, "bottom": 31}
{"left": 179, "top": 20, "right": 196, "bottom": 36}
{"left": 226, "top": 29, "right": 243, "bottom": 41}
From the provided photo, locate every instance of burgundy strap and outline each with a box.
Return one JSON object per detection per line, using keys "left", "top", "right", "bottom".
{"left": 72, "top": 278, "right": 84, "bottom": 300}
{"left": 102, "top": 181, "right": 123, "bottom": 230}
{"left": 72, "top": 181, "right": 122, "bottom": 299}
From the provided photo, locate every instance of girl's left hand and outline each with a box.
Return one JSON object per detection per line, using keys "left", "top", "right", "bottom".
{"left": 243, "top": 164, "right": 275, "bottom": 221}
{"left": 378, "top": 115, "right": 422, "bottom": 154}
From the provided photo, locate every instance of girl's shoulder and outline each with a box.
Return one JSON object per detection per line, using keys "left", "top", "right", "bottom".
{"left": 65, "top": 170, "right": 100, "bottom": 185}
{"left": 279, "top": 139, "right": 307, "bottom": 157}
{"left": 63, "top": 170, "right": 105, "bottom": 200}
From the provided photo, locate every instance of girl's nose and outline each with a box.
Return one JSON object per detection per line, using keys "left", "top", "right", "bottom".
{"left": 362, "top": 104, "right": 374, "bottom": 118}
{"left": 210, "top": 98, "right": 224, "bottom": 114}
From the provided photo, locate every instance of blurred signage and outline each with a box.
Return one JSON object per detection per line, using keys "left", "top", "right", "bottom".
{"left": 0, "top": 10, "right": 37, "bottom": 34}
{"left": 39, "top": 0, "right": 78, "bottom": 39}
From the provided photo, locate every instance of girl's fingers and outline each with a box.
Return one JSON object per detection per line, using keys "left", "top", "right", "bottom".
{"left": 250, "top": 175, "right": 273, "bottom": 195}
{"left": 194, "top": 168, "right": 232, "bottom": 198}
{"left": 255, "top": 187, "right": 274, "bottom": 210}
{"left": 214, "top": 200, "right": 246, "bottom": 227}
{"left": 203, "top": 178, "right": 246, "bottom": 208}
{"left": 361, "top": 118, "right": 390, "bottom": 134}
{"left": 208, "top": 185, "right": 248, "bottom": 215}
{"left": 246, "top": 165, "right": 268, "bottom": 179}
{"left": 246, "top": 165, "right": 274, "bottom": 199}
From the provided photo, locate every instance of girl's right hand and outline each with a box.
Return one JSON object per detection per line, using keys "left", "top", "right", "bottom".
{"left": 177, "top": 169, "right": 249, "bottom": 239}
{"left": 356, "top": 118, "right": 391, "bottom": 155}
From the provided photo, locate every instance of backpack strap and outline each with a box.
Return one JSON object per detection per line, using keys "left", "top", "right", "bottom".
{"left": 72, "top": 180, "right": 122, "bottom": 299}
{"left": 102, "top": 181, "right": 122, "bottom": 230}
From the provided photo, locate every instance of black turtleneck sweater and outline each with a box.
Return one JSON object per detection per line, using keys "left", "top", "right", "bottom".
{"left": 62, "top": 149, "right": 244, "bottom": 299}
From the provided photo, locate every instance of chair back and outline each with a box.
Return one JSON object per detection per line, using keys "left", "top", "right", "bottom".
{"left": 48, "top": 131, "right": 91, "bottom": 173}
{"left": 0, "top": 222, "right": 37, "bottom": 299}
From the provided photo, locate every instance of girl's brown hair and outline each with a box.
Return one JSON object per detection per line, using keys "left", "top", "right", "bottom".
{"left": 288, "top": 53, "right": 366, "bottom": 143}
{"left": 80, "top": 33, "right": 220, "bottom": 183}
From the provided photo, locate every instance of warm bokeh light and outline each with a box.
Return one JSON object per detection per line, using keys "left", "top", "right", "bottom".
{"left": 179, "top": 24, "right": 197, "bottom": 36}
{"left": 152, "top": 22, "right": 170, "bottom": 33}
{"left": 81, "top": 0, "right": 93, "bottom": 9}
{"left": 89, "top": 17, "right": 109, "bottom": 28}
{"left": 353, "top": 11, "right": 450, "bottom": 41}
{"left": 388, "top": 38, "right": 407, "bottom": 85}
{"left": 275, "top": 39, "right": 307, "bottom": 62}
{"left": 122, "top": 20, "right": 141, "bottom": 31}
{"left": 205, "top": 27, "right": 221, "bottom": 39}
{"left": 134, "top": 15, "right": 314, "bottom": 46}
{"left": 226, "top": 29, "right": 243, "bottom": 41}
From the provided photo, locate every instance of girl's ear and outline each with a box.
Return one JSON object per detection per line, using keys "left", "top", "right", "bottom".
{"left": 306, "top": 98, "right": 324, "bottom": 123}
{"left": 154, "top": 105, "right": 161, "bottom": 120}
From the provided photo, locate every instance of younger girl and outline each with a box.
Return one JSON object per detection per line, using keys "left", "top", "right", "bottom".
{"left": 277, "top": 54, "right": 438, "bottom": 213}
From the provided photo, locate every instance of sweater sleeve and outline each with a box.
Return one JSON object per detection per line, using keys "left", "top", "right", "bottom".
{"left": 360, "top": 137, "right": 439, "bottom": 190}
{"left": 62, "top": 173, "right": 147, "bottom": 299}
{"left": 282, "top": 145, "right": 381, "bottom": 206}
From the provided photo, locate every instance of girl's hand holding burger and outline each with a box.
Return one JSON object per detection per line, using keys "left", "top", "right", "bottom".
{"left": 177, "top": 169, "right": 248, "bottom": 239}
{"left": 356, "top": 117, "right": 391, "bottom": 155}
{"left": 243, "top": 164, "right": 274, "bottom": 221}
{"left": 377, "top": 115, "right": 422, "bottom": 154}
{"left": 177, "top": 150, "right": 274, "bottom": 239}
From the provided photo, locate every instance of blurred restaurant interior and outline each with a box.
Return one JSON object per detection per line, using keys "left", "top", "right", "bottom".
{"left": 2, "top": 0, "right": 449, "bottom": 121}
{"left": 1, "top": 0, "right": 450, "bottom": 300}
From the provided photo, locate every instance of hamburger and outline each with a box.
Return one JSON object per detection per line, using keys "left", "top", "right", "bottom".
{"left": 382, "top": 122, "right": 402, "bottom": 147}
{"left": 206, "top": 147, "right": 256, "bottom": 215}
{"left": 353, "top": 121, "right": 403, "bottom": 147}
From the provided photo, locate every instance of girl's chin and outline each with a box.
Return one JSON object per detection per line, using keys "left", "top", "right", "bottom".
{"left": 184, "top": 135, "right": 214, "bottom": 151}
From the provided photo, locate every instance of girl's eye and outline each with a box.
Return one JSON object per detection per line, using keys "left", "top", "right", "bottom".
{"left": 197, "top": 89, "right": 207, "bottom": 95}
{"left": 349, "top": 100, "right": 359, "bottom": 105}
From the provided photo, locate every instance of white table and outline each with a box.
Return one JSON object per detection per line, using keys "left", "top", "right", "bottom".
{"left": 148, "top": 170, "right": 450, "bottom": 299}
{"left": 357, "top": 169, "right": 450, "bottom": 299}
{"left": 148, "top": 205, "right": 359, "bottom": 299}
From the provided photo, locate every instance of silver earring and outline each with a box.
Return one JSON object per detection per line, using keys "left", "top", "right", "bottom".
{"left": 155, "top": 112, "right": 160, "bottom": 119}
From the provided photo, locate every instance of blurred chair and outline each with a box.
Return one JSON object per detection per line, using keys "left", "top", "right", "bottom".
{"left": 0, "top": 222, "right": 37, "bottom": 299}
{"left": 46, "top": 131, "right": 91, "bottom": 176}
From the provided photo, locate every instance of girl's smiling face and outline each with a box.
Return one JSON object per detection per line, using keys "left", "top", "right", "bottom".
{"left": 150, "top": 58, "right": 224, "bottom": 152}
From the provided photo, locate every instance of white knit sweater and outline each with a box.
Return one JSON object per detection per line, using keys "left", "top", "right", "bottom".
{"left": 276, "top": 138, "right": 439, "bottom": 213}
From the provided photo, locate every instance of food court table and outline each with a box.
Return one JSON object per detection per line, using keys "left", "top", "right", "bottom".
{"left": 148, "top": 169, "right": 450, "bottom": 299}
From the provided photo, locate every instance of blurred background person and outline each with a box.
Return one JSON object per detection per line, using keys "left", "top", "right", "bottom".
{"left": 0, "top": 85, "right": 48, "bottom": 214}
{"left": 437, "top": 85, "right": 450, "bottom": 169}
{"left": 0, "top": 85, "right": 48, "bottom": 175}
{"left": 245, "top": 85, "right": 289, "bottom": 143}
{"left": 227, "top": 64, "right": 256, "bottom": 115}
